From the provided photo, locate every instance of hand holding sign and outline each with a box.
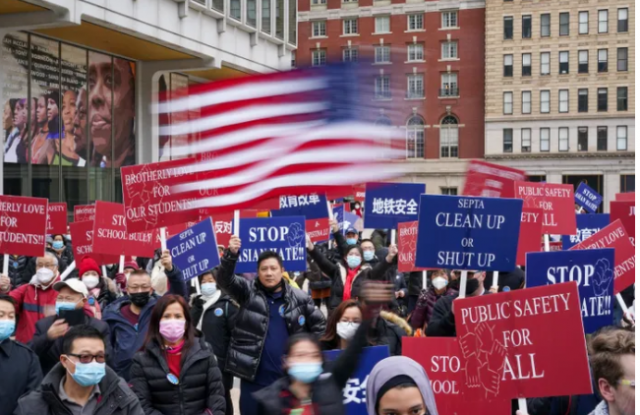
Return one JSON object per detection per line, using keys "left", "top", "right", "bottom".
{"left": 329, "top": 218, "right": 339, "bottom": 234}
{"left": 160, "top": 250, "right": 173, "bottom": 271}
{"left": 0, "top": 274, "right": 9, "bottom": 291}
{"left": 305, "top": 233, "right": 314, "bottom": 251}
{"left": 229, "top": 235, "right": 241, "bottom": 255}
{"left": 386, "top": 245, "right": 398, "bottom": 263}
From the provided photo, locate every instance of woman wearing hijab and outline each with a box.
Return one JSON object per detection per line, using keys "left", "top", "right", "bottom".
{"left": 366, "top": 356, "right": 439, "bottom": 415}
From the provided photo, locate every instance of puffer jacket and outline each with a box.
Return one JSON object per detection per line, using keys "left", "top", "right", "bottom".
{"left": 9, "top": 273, "right": 61, "bottom": 343}
{"left": 129, "top": 338, "right": 226, "bottom": 415}
{"left": 375, "top": 310, "right": 412, "bottom": 355}
{"left": 216, "top": 250, "right": 326, "bottom": 381}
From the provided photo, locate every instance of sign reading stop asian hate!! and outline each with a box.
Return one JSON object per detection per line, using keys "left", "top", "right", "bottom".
{"left": 526, "top": 249, "right": 615, "bottom": 334}
{"left": 454, "top": 282, "right": 592, "bottom": 401}
{"left": 610, "top": 200, "right": 635, "bottom": 240}
{"left": 47, "top": 202, "right": 68, "bottom": 235}
{"left": 462, "top": 160, "right": 526, "bottom": 199}
{"left": 0, "top": 196, "right": 48, "bottom": 257}
{"left": 574, "top": 183, "right": 602, "bottom": 213}
{"left": 167, "top": 218, "right": 220, "bottom": 281}
{"left": 562, "top": 214, "right": 610, "bottom": 250}
{"left": 514, "top": 182, "right": 577, "bottom": 236}
{"left": 235, "top": 216, "right": 307, "bottom": 273}
{"left": 516, "top": 208, "right": 543, "bottom": 266}
{"left": 363, "top": 182, "right": 424, "bottom": 229}
{"left": 415, "top": 195, "right": 523, "bottom": 271}
{"left": 69, "top": 220, "right": 119, "bottom": 265}
{"left": 74, "top": 204, "right": 95, "bottom": 222}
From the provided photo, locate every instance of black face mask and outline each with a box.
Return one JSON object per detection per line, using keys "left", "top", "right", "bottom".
{"left": 465, "top": 278, "right": 480, "bottom": 296}
{"left": 130, "top": 292, "right": 151, "bottom": 308}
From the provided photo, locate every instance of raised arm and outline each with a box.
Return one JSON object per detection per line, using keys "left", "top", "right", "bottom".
{"left": 306, "top": 234, "right": 340, "bottom": 279}
{"left": 369, "top": 245, "right": 398, "bottom": 281}
{"left": 216, "top": 236, "right": 251, "bottom": 305}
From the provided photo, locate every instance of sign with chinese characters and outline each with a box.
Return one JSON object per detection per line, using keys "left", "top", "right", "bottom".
{"left": 208, "top": 210, "right": 259, "bottom": 248}
{"left": 463, "top": 160, "right": 526, "bottom": 199}
{"left": 415, "top": 195, "right": 523, "bottom": 271}
{"left": 562, "top": 214, "right": 610, "bottom": 250}
{"left": 610, "top": 201, "right": 635, "bottom": 240}
{"left": 514, "top": 182, "right": 577, "bottom": 235}
{"left": 526, "top": 249, "right": 615, "bottom": 333}
{"left": 363, "top": 182, "right": 424, "bottom": 229}
{"left": 272, "top": 193, "right": 329, "bottom": 243}
{"left": 324, "top": 346, "right": 390, "bottom": 415}
{"left": 516, "top": 208, "right": 543, "bottom": 266}
{"left": 167, "top": 218, "right": 220, "bottom": 281}
{"left": 575, "top": 183, "right": 602, "bottom": 213}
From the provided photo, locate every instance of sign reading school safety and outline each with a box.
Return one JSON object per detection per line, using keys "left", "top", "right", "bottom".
{"left": 74, "top": 204, "right": 95, "bottom": 222}
{"left": 167, "top": 218, "right": 220, "bottom": 281}
{"left": 516, "top": 208, "right": 543, "bottom": 266}
{"left": 610, "top": 201, "right": 635, "bottom": 240}
{"left": 364, "top": 182, "right": 424, "bottom": 229}
{"left": 47, "top": 202, "right": 68, "bottom": 235}
{"left": 463, "top": 160, "right": 526, "bottom": 199}
{"left": 562, "top": 214, "right": 610, "bottom": 250}
{"left": 454, "top": 282, "right": 592, "bottom": 400}
{"left": 514, "top": 182, "right": 577, "bottom": 235}
{"left": 526, "top": 249, "right": 615, "bottom": 333}
{"left": 0, "top": 195, "right": 48, "bottom": 257}
{"left": 235, "top": 216, "right": 306, "bottom": 273}
{"left": 575, "top": 183, "right": 602, "bottom": 213}
{"left": 324, "top": 346, "right": 390, "bottom": 415}
{"left": 415, "top": 195, "right": 522, "bottom": 271}
{"left": 69, "top": 220, "right": 119, "bottom": 265}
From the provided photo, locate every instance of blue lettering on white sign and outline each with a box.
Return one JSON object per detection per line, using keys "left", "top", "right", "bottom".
{"left": 166, "top": 218, "right": 220, "bottom": 281}
{"left": 562, "top": 214, "right": 610, "bottom": 249}
{"left": 364, "top": 183, "right": 424, "bottom": 229}
{"left": 574, "top": 183, "right": 603, "bottom": 213}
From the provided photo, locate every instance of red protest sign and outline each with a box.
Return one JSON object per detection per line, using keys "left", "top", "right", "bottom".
{"left": 514, "top": 182, "right": 577, "bottom": 235}
{"left": 69, "top": 220, "right": 119, "bottom": 265}
{"left": 404, "top": 337, "right": 511, "bottom": 415}
{"left": 570, "top": 219, "right": 635, "bottom": 294}
{"left": 165, "top": 220, "right": 200, "bottom": 239}
{"left": 517, "top": 208, "right": 543, "bottom": 266}
{"left": 47, "top": 202, "right": 67, "bottom": 235}
{"left": 307, "top": 218, "right": 330, "bottom": 243}
{"left": 398, "top": 221, "right": 427, "bottom": 273}
{"left": 126, "top": 229, "right": 160, "bottom": 258}
{"left": 454, "top": 282, "right": 592, "bottom": 400}
{"left": 547, "top": 241, "right": 563, "bottom": 252}
{"left": 610, "top": 201, "right": 635, "bottom": 239}
{"left": 616, "top": 192, "right": 635, "bottom": 201}
{"left": 463, "top": 160, "right": 526, "bottom": 198}
{"left": 0, "top": 196, "right": 48, "bottom": 257}
{"left": 207, "top": 210, "right": 259, "bottom": 247}
{"left": 74, "top": 204, "right": 95, "bottom": 222}
{"left": 93, "top": 201, "right": 128, "bottom": 256}
{"left": 354, "top": 184, "right": 365, "bottom": 202}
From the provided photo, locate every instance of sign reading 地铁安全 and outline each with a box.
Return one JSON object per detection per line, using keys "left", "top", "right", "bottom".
{"left": 167, "top": 218, "right": 220, "bottom": 281}
{"left": 364, "top": 182, "right": 424, "bottom": 229}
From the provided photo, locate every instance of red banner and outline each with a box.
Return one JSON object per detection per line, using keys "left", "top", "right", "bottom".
{"left": 463, "top": 160, "right": 526, "bottom": 198}
{"left": 47, "top": 202, "right": 68, "bottom": 235}
{"left": 616, "top": 192, "right": 635, "bottom": 201}
{"left": 454, "top": 282, "right": 592, "bottom": 400}
{"left": 126, "top": 229, "right": 160, "bottom": 258}
{"left": 69, "top": 220, "right": 119, "bottom": 265}
{"left": 514, "top": 182, "right": 577, "bottom": 235}
{"left": 404, "top": 337, "right": 511, "bottom": 415}
{"left": 0, "top": 196, "right": 48, "bottom": 257}
{"left": 74, "top": 204, "right": 95, "bottom": 222}
{"left": 207, "top": 210, "right": 259, "bottom": 247}
{"left": 398, "top": 221, "right": 428, "bottom": 272}
{"left": 354, "top": 184, "right": 365, "bottom": 202}
{"left": 92, "top": 201, "right": 128, "bottom": 256}
{"left": 610, "top": 201, "right": 635, "bottom": 240}
{"left": 570, "top": 219, "right": 635, "bottom": 294}
{"left": 517, "top": 208, "right": 543, "bottom": 266}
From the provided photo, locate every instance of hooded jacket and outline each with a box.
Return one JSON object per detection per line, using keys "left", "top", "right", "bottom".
{"left": 9, "top": 273, "right": 61, "bottom": 343}
{"left": 365, "top": 356, "right": 439, "bottom": 415}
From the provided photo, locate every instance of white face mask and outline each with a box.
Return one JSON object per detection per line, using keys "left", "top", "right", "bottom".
{"left": 432, "top": 276, "right": 448, "bottom": 291}
{"left": 336, "top": 321, "right": 360, "bottom": 340}
{"left": 36, "top": 267, "right": 55, "bottom": 285}
{"left": 83, "top": 275, "right": 100, "bottom": 289}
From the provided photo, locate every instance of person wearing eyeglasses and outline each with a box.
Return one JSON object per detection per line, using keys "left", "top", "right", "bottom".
{"left": 14, "top": 324, "right": 143, "bottom": 415}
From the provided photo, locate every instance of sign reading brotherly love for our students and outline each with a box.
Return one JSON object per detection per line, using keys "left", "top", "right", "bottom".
{"left": 167, "top": 218, "right": 220, "bottom": 281}
{"left": 526, "top": 249, "right": 615, "bottom": 333}
{"left": 364, "top": 182, "right": 425, "bottom": 229}
{"left": 415, "top": 195, "right": 523, "bottom": 271}
{"left": 514, "top": 182, "right": 577, "bottom": 236}
{"left": 562, "top": 214, "right": 610, "bottom": 250}
{"left": 0, "top": 195, "right": 48, "bottom": 258}
{"left": 574, "top": 183, "right": 603, "bottom": 213}
{"left": 235, "top": 216, "right": 306, "bottom": 273}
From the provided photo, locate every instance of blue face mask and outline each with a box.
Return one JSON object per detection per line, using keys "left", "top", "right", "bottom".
{"left": 288, "top": 362, "right": 323, "bottom": 384}
{"left": 346, "top": 238, "right": 357, "bottom": 245}
{"left": 346, "top": 256, "right": 362, "bottom": 269}
{"left": 0, "top": 320, "right": 15, "bottom": 342}
{"left": 68, "top": 360, "right": 106, "bottom": 387}
{"left": 55, "top": 301, "right": 77, "bottom": 315}
{"left": 201, "top": 282, "right": 217, "bottom": 297}
{"left": 52, "top": 241, "right": 64, "bottom": 250}
{"left": 363, "top": 251, "right": 375, "bottom": 262}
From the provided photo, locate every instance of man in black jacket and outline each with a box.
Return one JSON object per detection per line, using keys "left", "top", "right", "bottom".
{"left": 219, "top": 236, "right": 326, "bottom": 415}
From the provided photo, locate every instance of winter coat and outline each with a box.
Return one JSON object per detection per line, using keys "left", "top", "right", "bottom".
{"left": 374, "top": 310, "right": 412, "bottom": 355}
{"left": 425, "top": 293, "right": 458, "bottom": 337}
{"left": 30, "top": 313, "right": 112, "bottom": 376}
{"left": 0, "top": 254, "right": 30, "bottom": 287}
{"left": 216, "top": 250, "right": 326, "bottom": 381}
{"left": 410, "top": 287, "right": 458, "bottom": 330}
{"left": 14, "top": 362, "right": 143, "bottom": 415}
{"left": 0, "top": 339, "right": 42, "bottom": 415}
{"left": 407, "top": 271, "right": 426, "bottom": 296}
{"left": 295, "top": 258, "right": 331, "bottom": 291}
{"left": 9, "top": 273, "right": 61, "bottom": 343}
{"left": 129, "top": 338, "right": 226, "bottom": 415}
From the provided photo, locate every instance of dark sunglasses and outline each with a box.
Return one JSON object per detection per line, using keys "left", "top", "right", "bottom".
{"left": 67, "top": 353, "right": 106, "bottom": 364}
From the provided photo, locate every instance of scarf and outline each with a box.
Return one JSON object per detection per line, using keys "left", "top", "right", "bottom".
{"left": 343, "top": 266, "right": 360, "bottom": 301}
{"left": 196, "top": 291, "right": 221, "bottom": 331}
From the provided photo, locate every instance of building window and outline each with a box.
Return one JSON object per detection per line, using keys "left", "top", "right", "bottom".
{"left": 374, "top": 75, "right": 391, "bottom": 99}
{"left": 312, "top": 49, "right": 326, "bottom": 66}
{"left": 598, "top": 10, "right": 608, "bottom": 33}
{"left": 578, "top": 50, "right": 589, "bottom": 73}
{"left": 540, "top": 128, "right": 550, "bottom": 152}
{"left": 374, "top": 46, "right": 391, "bottom": 63}
{"left": 212, "top": 0, "right": 225, "bottom": 12}
{"left": 540, "top": 52, "right": 550, "bottom": 75}
{"left": 559, "top": 51, "right": 569, "bottom": 74}
{"left": 311, "top": 21, "right": 326, "bottom": 37}
{"left": 541, "top": 13, "right": 551, "bottom": 37}
{"left": 407, "top": 44, "right": 424, "bottom": 62}
{"left": 343, "top": 18, "right": 358, "bottom": 35}
{"left": 598, "top": 49, "right": 608, "bottom": 72}
{"left": 503, "top": 129, "right": 513, "bottom": 153}
{"left": 540, "top": 90, "right": 550, "bottom": 113}
{"left": 559, "top": 128, "right": 569, "bottom": 151}
{"left": 559, "top": 12, "right": 570, "bottom": 36}
{"left": 578, "top": 127, "right": 588, "bottom": 151}
{"left": 522, "top": 53, "right": 532, "bottom": 76}
{"left": 262, "top": 0, "right": 271, "bottom": 33}
{"left": 617, "top": 87, "right": 628, "bottom": 111}
{"left": 597, "top": 88, "right": 608, "bottom": 111}
{"left": 503, "top": 55, "right": 513, "bottom": 77}
{"left": 408, "top": 14, "right": 424, "bottom": 31}
{"left": 522, "top": 91, "right": 531, "bottom": 114}
{"left": 406, "top": 115, "right": 425, "bottom": 158}
{"left": 617, "top": 48, "right": 628, "bottom": 71}
{"left": 617, "top": 126, "right": 627, "bottom": 151}
{"left": 441, "top": 187, "right": 458, "bottom": 195}
{"left": 559, "top": 89, "right": 569, "bottom": 113}
{"left": 442, "top": 11, "right": 458, "bottom": 28}
{"left": 375, "top": 16, "right": 390, "bottom": 33}
{"left": 597, "top": 127, "right": 608, "bottom": 151}
{"left": 618, "top": 8, "right": 628, "bottom": 33}
{"left": 522, "top": 15, "right": 532, "bottom": 38}
{"left": 407, "top": 74, "right": 424, "bottom": 99}
{"left": 504, "top": 16, "right": 513, "bottom": 39}
{"left": 579, "top": 11, "right": 589, "bottom": 34}
{"left": 620, "top": 175, "right": 634, "bottom": 192}
{"left": 291, "top": 51, "right": 296, "bottom": 67}
{"left": 311, "top": 0, "right": 326, "bottom": 4}
{"left": 343, "top": 47, "right": 358, "bottom": 62}
{"left": 247, "top": 0, "right": 257, "bottom": 27}
{"left": 230, "top": 0, "right": 241, "bottom": 19}
{"left": 441, "top": 73, "right": 458, "bottom": 97}
{"left": 276, "top": 0, "right": 285, "bottom": 39}
{"left": 578, "top": 89, "right": 589, "bottom": 112}
{"left": 440, "top": 115, "right": 459, "bottom": 158}
{"left": 521, "top": 128, "right": 531, "bottom": 153}
{"left": 442, "top": 41, "right": 458, "bottom": 59}
{"left": 503, "top": 92, "right": 513, "bottom": 115}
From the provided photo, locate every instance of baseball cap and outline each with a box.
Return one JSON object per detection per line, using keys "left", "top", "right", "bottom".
{"left": 53, "top": 278, "right": 89, "bottom": 298}
{"left": 345, "top": 226, "right": 358, "bottom": 235}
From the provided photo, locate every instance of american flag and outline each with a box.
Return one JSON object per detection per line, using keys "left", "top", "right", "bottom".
{"left": 157, "top": 64, "right": 408, "bottom": 214}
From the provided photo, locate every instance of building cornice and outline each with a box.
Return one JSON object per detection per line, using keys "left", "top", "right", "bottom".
{"left": 486, "top": 152, "right": 635, "bottom": 161}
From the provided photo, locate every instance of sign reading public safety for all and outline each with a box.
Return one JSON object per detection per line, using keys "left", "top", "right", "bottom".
{"left": 364, "top": 182, "right": 425, "bottom": 229}
{"left": 562, "top": 214, "right": 610, "bottom": 250}
{"left": 235, "top": 216, "right": 306, "bottom": 273}
{"left": 167, "top": 217, "right": 220, "bottom": 281}
{"left": 574, "top": 183, "right": 602, "bottom": 213}
{"left": 526, "top": 249, "right": 615, "bottom": 334}
{"left": 415, "top": 195, "right": 523, "bottom": 271}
